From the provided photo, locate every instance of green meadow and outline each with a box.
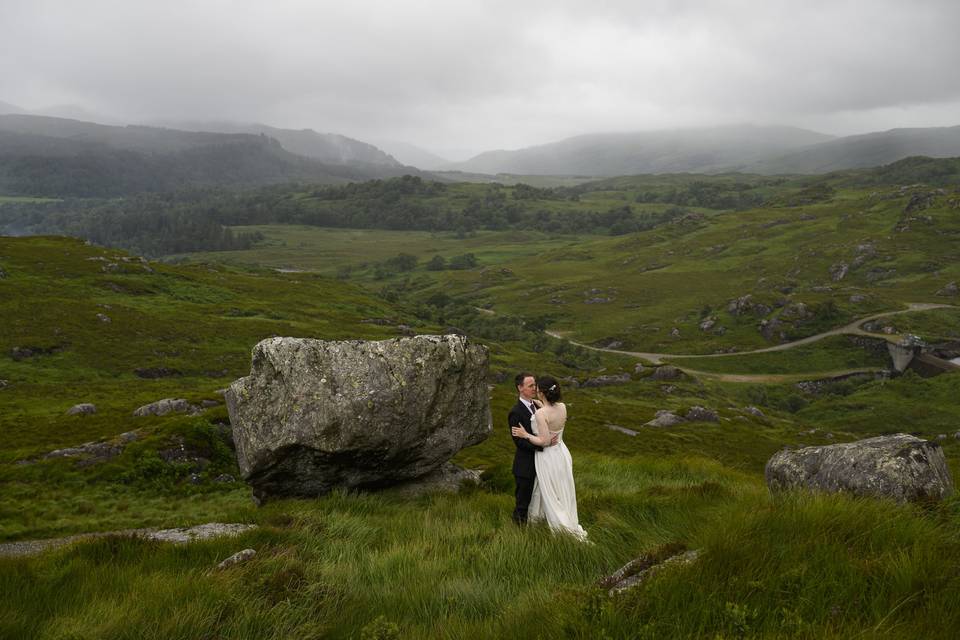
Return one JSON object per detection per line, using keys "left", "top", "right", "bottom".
{"left": 3, "top": 161, "right": 960, "bottom": 638}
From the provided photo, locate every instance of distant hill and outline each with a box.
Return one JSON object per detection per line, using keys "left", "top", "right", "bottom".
{"left": 0, "top": 114, "right": 424, "bottom": 196}
{"left": 162, "top": 120, "right": 402, "bottom": 167}
{"left": 748, "top": 126, "right": 960, "bottom": 174}
{"left": 450, "top": 125, "right": 835, "bottom": 176}
{"left": 0, "top": 101, "right": 26, "bottom": 115}
{"left": 371, "top": 140, "right": 451, "bottom": 170}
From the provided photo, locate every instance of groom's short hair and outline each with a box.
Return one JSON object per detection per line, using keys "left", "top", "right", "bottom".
{"left": 515, "top": 371, "right": 535, "bottom": 389}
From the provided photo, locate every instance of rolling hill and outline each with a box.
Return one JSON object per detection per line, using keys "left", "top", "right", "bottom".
{"left": 0, "top": 115, "right": 425, "bottom": 196}
{"left": 450, "top": 124, "right": 960, "bottom": 177}
{"left": 450, "top": 125, "right": 834, "bottom": 175}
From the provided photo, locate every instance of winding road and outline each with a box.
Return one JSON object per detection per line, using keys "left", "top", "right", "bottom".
{"left": 544, "top": 303, "right": 958, "bottom": 383}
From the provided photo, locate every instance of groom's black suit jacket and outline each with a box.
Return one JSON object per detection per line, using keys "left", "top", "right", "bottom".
{"left": 509, "top": 399, "right": 542, "bottom": 479}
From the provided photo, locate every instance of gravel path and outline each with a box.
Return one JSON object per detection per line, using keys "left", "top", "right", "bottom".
{"left": 546, "top": 303, "right": 957, "bottom": 381}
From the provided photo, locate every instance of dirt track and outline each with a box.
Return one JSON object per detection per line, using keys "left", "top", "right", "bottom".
{"left": 546, "top": 303, "right": 957, "bottom": 383}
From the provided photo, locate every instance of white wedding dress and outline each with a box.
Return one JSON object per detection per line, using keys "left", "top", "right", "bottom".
{"left": 528, "top": 409, "right": 588, "bottom": 541}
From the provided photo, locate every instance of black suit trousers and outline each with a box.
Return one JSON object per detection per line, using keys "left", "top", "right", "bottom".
{"left": 513, "top": 474, "right": 536, "bottom": 524}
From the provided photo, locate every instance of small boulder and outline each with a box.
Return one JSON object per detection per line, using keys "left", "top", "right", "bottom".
{"left": 582, "top": 373, "right": 631, "bottom": 388}
{"left": 936, "top": 282, "right": 958, "bottom": 297}
{"left": 743, "top": 406, "right": 765, "bottom": 418}
{"left": 133, "top": 398, "right": 197, "bottom": 417}
{"left": 765, "top": 434, "right": 954, "bottom": 503}
{"left": 66, "top": 403, "right": 97, "bottom": 416}
{"left": 644, "top": 410, "right": 686, "bottom": 428}
{"left": 829, "top": 263, "right": 849, "bottom": 282}
{"left": 651, "top": 366, "right": 682, "bottom": 381}
{"left": 684, "top": 406, "right": 719, "bottom": 422}
{"left": 217, "top": 549, "right": 256, "bottom": 570}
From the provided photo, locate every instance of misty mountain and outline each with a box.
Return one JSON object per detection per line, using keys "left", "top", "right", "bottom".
{"left": 0, "top": 114, "right": 424, "bottom": 196}
{"left": 372, "top": 140, "right": 451, "bottom": 170}
{"left": 450, "top": 125, "right": 835, "bottom": 176}
{"left": 0, "top": 101, "right": 26, "bottom": 115}
{"left": 747, "top": 126, "right": 960, "bottom": 174}
{"left": 160, "top": 121, "right": 401, "bottom": 167}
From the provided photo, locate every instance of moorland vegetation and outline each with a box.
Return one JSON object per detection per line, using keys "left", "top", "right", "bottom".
{"left": 2, "top": 156, "right": 960, "bottom": 638}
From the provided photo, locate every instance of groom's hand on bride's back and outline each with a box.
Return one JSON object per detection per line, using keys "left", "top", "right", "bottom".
{"left": 550, "top": 433, "right": 559, "bottom": 446}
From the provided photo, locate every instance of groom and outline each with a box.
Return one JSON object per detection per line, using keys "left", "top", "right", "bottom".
{"left": 509, "top": 372, "right": 556, "bottom": 524}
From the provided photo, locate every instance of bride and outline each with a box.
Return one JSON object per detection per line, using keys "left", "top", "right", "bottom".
{"left": 510, "top": 376, "right": 587, "bottom": 541}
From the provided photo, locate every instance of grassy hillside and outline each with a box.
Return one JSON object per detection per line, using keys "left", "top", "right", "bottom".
{"left": 3, "top": 155, "right": 960, "bottom": 638}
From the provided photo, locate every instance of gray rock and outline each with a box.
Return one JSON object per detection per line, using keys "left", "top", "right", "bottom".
{"left": 936, "top": 281, "right": 958, "bottom": 297}
{"left": 634, "top": 363, "right": 645, "bottom": 374}
{"left": 765, "top": 434, "right": 954, "bottom": 503}
{"left": 743, "top": 406, "right": 765, "bottom": 418}
{"left": 389, "top": 462, "right": 482, "bottom": 497}
{"left": 582, "top": 373, "right": 631, "bottom": 388}
{"left": 145, "top": 523, "right": 257, "bottom": 544}
{"left": 217, "top": 548, "right": 256, "bottom": 570}
{"left": 133, "top": 398, "right": 197, "bottom": 417}
{"left": 66, "top": 403, "right": 97, "bottom": 416}
{"left": 644, "top": 410, "right": 686, "bottom": 428}
{"left": 727, "top": 295, "right": 755, "bottom": 316}
{"left": 684, "top": 406, "right": 719, "bottom": 422}
{"left": 829, "top": 263, "right": 849, "bottom": 282}
{"left": 849, "top": 294, "right": 867, "bottom": 303}
{"left": 0, "top": 379, "right": 9, "bottom": 390}
{"left": 44, "top": 441, "right": 122, "bottom": 467}
{"left": 214, "top": 474, "right": 236, "bottom": 483}
{"left": 200, "top": 399, "right": 220, "bottom": 408}
{"left": 96, "top": 313, "right": 111, "bottom": 323}
{"left": 606, "top": 424, "right": 638, "bottom": 437}
{"left": 602, "top": 549, "right": 700, "bottom": 596}
{"left": 226, "top": 335, "right": 491, "bottom": 502}
{"left": 651, "top": 366, "right": 682, "bottom": 381}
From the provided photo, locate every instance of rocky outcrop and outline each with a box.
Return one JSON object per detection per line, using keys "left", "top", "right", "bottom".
{"left": 765, "top": 434, "right": 954, "bottom": 503}
{"left": 66, "top": 403, "right": 97, "bottom": 415}
{"left": 582, "top": 373, "right": 631, "bottom": 388}
{"left": 936, "top": 281, "right": 958, "bottom": 297}
{"left": 133, "top": 398, "right": 198, "bottom": 417}
{"left": 684, "top": 406, "right": 719, "bottom": 422}
{"left": 651, "top": 366, "right": 683, "bottom": 381}
{"left": 599, "top": 544, "right": 700, "bottom": 595}
{"left": 226, "top": 335, "right": 491, "bottom": 502}
{"left": 829, "top": 263, "right": 849, "bottom": 282}
{"left": 644, "top": 410, "right": 685, "bottom": 428}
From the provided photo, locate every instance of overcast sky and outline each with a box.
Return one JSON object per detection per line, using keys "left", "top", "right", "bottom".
{"left": 2, "top": 0, "right": 959, "bottom": 160}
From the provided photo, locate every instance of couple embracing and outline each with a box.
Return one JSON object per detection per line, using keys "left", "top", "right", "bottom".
{"left": 509, "top": 372, "right": 588, "bottom": 541}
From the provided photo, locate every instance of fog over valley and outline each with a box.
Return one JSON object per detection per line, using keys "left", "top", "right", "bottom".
{"left": 2, "top": 0, "right": 960, "bottom": 163}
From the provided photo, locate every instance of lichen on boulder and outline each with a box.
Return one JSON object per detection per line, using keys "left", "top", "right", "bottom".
{"left": 226, "top": 334, "right": 491, "bottom": 502}
{"left": 765, "top": 434, "right": 954, "bottom": 503}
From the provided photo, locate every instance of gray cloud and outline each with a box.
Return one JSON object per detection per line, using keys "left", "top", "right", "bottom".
{"left": 2, "top": 0, "right": 959, "bottom": 159}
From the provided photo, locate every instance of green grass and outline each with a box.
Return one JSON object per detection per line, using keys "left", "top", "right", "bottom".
{"left": 675, "top": 335, "right": 890, "bottom": 375}
{"left": 3, "top": 464, "right": 957, "bottom": 639}
{"left": 4, "top": 170, "right": 960, "bottom": 638}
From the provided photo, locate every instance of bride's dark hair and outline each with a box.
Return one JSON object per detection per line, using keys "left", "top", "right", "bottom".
{"left": 537, "top": 376, "right": 562, "bottom": 403}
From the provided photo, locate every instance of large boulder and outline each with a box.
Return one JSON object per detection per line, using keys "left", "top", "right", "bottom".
{"left": 226, "top": 335, "right": 491, "bottom": 502}
{"left": 765, "top": 434, "right": 954, "bottom": 503}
